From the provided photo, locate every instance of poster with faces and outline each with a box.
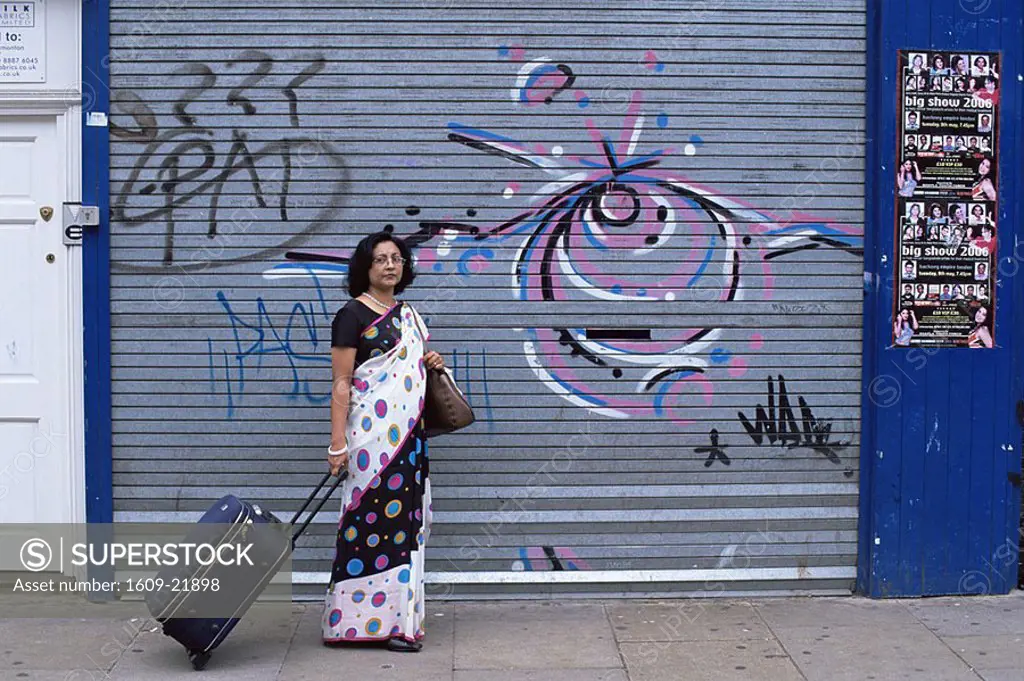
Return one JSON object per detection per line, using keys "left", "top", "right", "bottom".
{"left": 893, "top": 50, "right": 999, "bottom": 348}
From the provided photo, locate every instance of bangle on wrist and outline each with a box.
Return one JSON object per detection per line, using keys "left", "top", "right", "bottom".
{"left": 328, "top": 444, "right": 348, "bottom": 456}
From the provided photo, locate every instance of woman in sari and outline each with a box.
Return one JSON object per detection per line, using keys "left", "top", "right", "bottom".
{"left": 322, "top": 231, "right": 444, "bottom": 653}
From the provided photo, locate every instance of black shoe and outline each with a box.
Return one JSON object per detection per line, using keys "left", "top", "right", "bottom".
{"left": 387, "top": 638, "right": 422, "bottom": 653}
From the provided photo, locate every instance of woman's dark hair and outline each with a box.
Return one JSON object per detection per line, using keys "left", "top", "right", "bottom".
{"left": 974, "top": 305, "right": 990, "bottom": 328}
{"left": 977, "top": 154, "right": 995, "bottom": 183}
{"left": 347, "top": 231, "right": 415, "bottom": 297}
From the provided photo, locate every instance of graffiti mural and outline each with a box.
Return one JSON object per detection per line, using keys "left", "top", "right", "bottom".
{"left": 513, "top": 546, "right": 591, "bottom": 571}
{"left": 275, "top": 47, "right": 862, "bottom": 436}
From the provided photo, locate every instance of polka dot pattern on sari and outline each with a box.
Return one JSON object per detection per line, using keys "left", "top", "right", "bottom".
{"left": 325, "top": 303, "right": 431, "bottom": 644}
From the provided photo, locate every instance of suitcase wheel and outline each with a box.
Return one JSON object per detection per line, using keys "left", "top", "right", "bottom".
{"left": 189, "top": 650, "right": 211, "bottom": 671}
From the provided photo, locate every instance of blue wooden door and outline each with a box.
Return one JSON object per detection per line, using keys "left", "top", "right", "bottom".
{"left": 859, "top": 0, "right": 1023, "bottom": 597}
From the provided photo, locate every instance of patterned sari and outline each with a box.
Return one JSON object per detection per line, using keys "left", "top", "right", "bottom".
{"left": 322, "top": 302, "right": 432, "bottom": 644}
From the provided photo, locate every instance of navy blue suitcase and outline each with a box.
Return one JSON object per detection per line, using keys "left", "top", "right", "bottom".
{"left": 146, "top": 472, "right": 345, "bottom": 671}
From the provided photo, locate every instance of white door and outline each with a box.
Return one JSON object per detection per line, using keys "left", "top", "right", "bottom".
{"left": 0, "top": 115, "right": 71, "bottom": 525}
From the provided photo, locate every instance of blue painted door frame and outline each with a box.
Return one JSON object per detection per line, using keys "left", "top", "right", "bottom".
{"left": 82, "top": 0, "right": 112, "bottom": 525}
{"left": 859, "top": 0, "right": 1023, "bottom": 597}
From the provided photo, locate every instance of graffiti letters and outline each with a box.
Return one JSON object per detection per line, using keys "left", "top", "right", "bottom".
{"left": 737, "top": 375, "right": 848, "bottom": 465}
{"left": 450, "top": 348, "right": 496, "bottom": 428}
{"left": 111, "top": 51, "right": 345, "bottom": 271}
{"left": 210, "top": 271, "right": 332, "bottom": 418}
{"left": 695, "top": 428, "right": 731, "bottom": 468}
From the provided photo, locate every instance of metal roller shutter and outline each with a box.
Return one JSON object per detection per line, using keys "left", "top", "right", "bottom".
{"left": 108, "top": 0, "right": 866, "bottom": 597}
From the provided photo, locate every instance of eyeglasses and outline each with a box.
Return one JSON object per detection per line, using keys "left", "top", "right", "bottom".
{"left": 372, "top": 255, "right": 406, "bottom": 267}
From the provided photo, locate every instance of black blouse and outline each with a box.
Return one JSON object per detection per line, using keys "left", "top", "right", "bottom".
{"left": 330, "top": 299, "right": 402, "bottom": 369}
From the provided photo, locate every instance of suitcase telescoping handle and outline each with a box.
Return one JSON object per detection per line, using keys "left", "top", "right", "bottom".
{"left": 289, "top": 471, "right": 347, "bottom": 548}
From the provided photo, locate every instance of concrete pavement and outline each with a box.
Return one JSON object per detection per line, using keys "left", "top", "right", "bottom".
{"left": 1, "top": 592, "right": 1022, "bottom": 680}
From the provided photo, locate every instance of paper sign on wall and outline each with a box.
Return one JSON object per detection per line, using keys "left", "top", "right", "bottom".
{"left": 0, "top": 1, "right": 45, "bottom": 83}
{"left": 892, "top": 50, "right": 1000, "bottom": 349}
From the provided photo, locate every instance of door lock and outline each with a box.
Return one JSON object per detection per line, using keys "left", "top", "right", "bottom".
{"left": 62, "top": 203, "right": 101, "bottom": 246}
{"left": 40, "top": 206, "right": 54, "bottom": 222}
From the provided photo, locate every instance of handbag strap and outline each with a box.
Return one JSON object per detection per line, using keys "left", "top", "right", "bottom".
{"left": 408, "top": 305, "right": 463, "bottom": 394}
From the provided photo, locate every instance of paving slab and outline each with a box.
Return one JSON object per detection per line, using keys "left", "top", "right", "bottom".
{"left": 608, "top": 600, "right": 771, "bottom": 642}
{"left": 278, "top": 602, "right": 454, "bottom": 681}
{"left": 454, "top": 670, "right": 627, "bottom": 681}
{"left": 0, "top": 673, "right": 92, "bottom": 681}
{"left": 1, "top": 593, "right": 1023, "bottom": 680}
{"left": 454, "top": 602, "right": 620, "bottom": 670}
{"left": 755, "top": 596, "right": 921, "bottom": 631}
{"left": 976, "top": 670, "right": 1024, "bottom": 681}
{"left": 943, "top": 634, "right": 1024, "bottom": 671}
{"left": 619, "top": 638, "right": 804, "bottom": 681}
{"left": 106, "top": 605, "right": 302, "bottom": 681}
{"left": 0, "top": 591, "right": 149, "bottom": 620}
{"left": 773, "top": 622, "right": 978, "bottom": 681}
{"left": 0, "top": 617, "right": 148, "bottom": 673}
{"left": 907, "top": 593, "right": 1024, "bottom": 637}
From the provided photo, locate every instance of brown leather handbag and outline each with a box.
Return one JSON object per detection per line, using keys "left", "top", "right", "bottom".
{"left": 422, "top": 367, "right": 475, "bottom": 438}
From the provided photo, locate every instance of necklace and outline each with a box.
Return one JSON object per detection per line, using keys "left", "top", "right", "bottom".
{"left": 363, "top": 291, "right": 395, "bottom": 309}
